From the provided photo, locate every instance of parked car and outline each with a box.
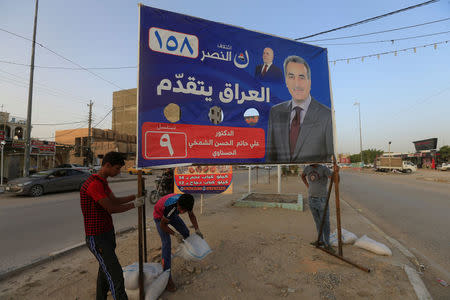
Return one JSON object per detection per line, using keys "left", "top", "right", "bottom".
{"left": 438, "top": 162, "right": 449, "bottom": 171}
{"left": 127, "top": 167, "right": 153, "bottom": 175}
{"left": 90, "top": 165, "right": 102, "bottom": 174}
{"left": 4, "top": 168, "right": 90, "bottom": 197}
{"left": 55, "top": 163, "right": 90, "bottom": 173}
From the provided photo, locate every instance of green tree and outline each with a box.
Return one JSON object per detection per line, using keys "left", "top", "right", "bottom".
{"left": 439, "top": 145, "right": 450, "bottom": 161}
{"left": 349, "top": 149, "right": 384, "bottom": 164}
{"left": 362, "top": 149, "right": 384, "bottom": 164}
{"left": 349, "top": 154, "right": 361, "bottom": 163}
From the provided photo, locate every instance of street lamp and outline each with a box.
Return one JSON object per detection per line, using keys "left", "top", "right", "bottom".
{"left": 388, "top": 141, "right": 392, "bottom": 169}
{"left": 1, "top": 140, "right": 6, "bottom": 185}
{"left": 353, "top": 102, "right": 363, "bottom": 167}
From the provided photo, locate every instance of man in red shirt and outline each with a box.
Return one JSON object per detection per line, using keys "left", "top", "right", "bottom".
{"left": 80, "top": 152, "right": 144, "bottom": 300}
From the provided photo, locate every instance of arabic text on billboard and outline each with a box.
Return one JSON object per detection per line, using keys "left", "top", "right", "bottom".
{"left": 138, "top": 5, "right": 334, "bottom": 167}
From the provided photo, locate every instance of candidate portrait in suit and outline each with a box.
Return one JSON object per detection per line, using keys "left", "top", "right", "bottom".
{"left": 266, "top": 55, "right": 333, "bottom": 163}
{"left": 254, "top": 47, "right": 283, "bottom": 82}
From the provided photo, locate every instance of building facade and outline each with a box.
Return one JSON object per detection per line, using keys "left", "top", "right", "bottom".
{"left": 112, "top": 88, "right": 137, "bottom": 137}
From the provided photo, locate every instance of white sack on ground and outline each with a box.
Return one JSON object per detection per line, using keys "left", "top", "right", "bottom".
{"left": 175, "top": 233, "right": 212, "bottom": 261}
{"left": 126, "top": 269, "right": 170, "bottom": 300}
{"left": 123, "top": 262, "right": 163, "bottom": 290}
{"left": 329, "top": 228, "right": 358, "bottom": 246}
{"left": 354, "top": 235, "right": 392, "bottom": 256}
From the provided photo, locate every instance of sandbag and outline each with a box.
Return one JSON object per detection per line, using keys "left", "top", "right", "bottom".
{"left": 354, "top": 235, "right": 392, "bottom": 256}
{"left": 175, "top": 233, "right": 212, "bottom": 261}
{"left": 329, "top": 228, "right": 358, "bottom": 246}
{"left": 126, "top": 269, "right": 170, "bottom": 300}
{"left": 123, "top": 262, "right": 163, "bottom": 290}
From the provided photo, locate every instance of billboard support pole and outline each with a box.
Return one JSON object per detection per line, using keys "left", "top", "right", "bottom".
{"left": 200, "top": 194, "right": 204, "bottom": 214}
{"left": 141, "top": 176, "right": 147, "bottom": 263}
{"left": 256, "top": 166, "right": 259, "bottom": 184}
{"left": 333, "top": 156, "right": 343, "bottom": 256}
{"left": 248, "top": 166, "right": 251, "bottom": 194}
{"left": 137, "top": 170, "right": 144, "bottom": 300}
{"left": 312, "top": 155, "right": 370, "bottom": 273}
{"left": 277, "top": 165, "right": 281, "bottom": 194}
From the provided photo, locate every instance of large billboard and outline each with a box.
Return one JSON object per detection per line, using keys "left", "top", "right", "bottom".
{"left": 138, "top": 5, "right": 334, "bottom": 167}
{"left": 413, "top": 138, "right": 438, "bottom": 151}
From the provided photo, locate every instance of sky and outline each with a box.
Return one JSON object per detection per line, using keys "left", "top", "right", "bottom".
{"left": 0, "top": 0, "right": 449, "bottom": 154}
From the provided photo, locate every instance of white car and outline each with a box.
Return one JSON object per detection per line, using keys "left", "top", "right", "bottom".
{"left": 439, "top": 163, "right": 449, "bottom": 171}
{"left": 55, "top": 163, "right": 91, "bottom": 173}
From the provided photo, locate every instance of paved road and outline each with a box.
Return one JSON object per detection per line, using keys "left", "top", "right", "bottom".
{"left": 339, "top": 170, "right": 450, "bottom": 280}
{"left": 0, "top": 177, "right": 155, "bottom": 275}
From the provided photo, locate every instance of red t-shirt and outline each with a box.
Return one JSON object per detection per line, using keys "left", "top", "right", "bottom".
{"left": 80, "top": 174, "right": 114, "bottom": 236}
{"left": 153, "top": 193, "right": 181, "bottom": 220}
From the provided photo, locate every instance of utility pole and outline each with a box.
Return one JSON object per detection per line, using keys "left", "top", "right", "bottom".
{"left": 87, "top": 100, "right": 93, "bottom": 167}
{"left": 23, "top": 0, "right": 39, "bottom": 177}
{"left": 388, "top": 141, "right": 392, "bottom": 170}
{"left": 353, "top": 101, "right": 363, "bottom": 167}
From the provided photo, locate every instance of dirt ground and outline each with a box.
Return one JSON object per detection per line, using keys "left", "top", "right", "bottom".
{"left": 0, "top": 173, "right": 419, "bottom": 300}
{"left": 343, "top": 166, "right": 450, "bottom": 184}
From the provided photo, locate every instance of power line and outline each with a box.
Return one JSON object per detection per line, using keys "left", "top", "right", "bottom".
{"left": 0, "top": 27, "right": 136, "bottom": 97}
{"left": 329, "top": 40, "right": 448, "bottom": 64}
{"left": 303, "top": 17, "right": 450, "bottom": 42}
{"left": 33, "top": 121, "right": 86, "bottom": 126}
{"left": 0, "top": 59, "right": 138, "bottom": 70}
{"left": 0, "top": 68, "right": 91, "bottom": 104}
{"left": 93, "top": 109, "right": 113, "bottom": 128}
{"left": 40, "top": 121, "right": 89, "bottom": 139}
{"left": 317, "top": 30, "right": 450, "bottom": 46}
{"left": 0, "top": 60, "right": 136, "bottom": 70}
{"left": 390, "top": 84, "right": 450, "bottom": 119}
{"left": 296, "top": 0, "right": 439, "bottom": 40}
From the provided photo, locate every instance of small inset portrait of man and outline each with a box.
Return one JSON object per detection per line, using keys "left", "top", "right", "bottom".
{"left": 254, "top": 47, "right": 283, "bottom": 82}
{"left": 243, "top": 108, "right": 260, "bottom": 126}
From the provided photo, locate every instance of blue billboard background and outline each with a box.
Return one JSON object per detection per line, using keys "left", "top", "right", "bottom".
{"left": 138, "top": 5, "right": 332, "bottom": 167}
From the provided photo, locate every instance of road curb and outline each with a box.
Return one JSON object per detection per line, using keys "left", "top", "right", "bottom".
{"left": 0, "top": 226, "right": 137, "bottom": 282}
{"left": 404, "top": 265, "right": 433, "bottom": 300}
{"left": 340, "top": 196, "right": 432, "bottom": 300}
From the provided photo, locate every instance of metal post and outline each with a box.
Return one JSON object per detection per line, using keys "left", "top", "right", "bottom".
{"left": 316, "top": 246, "right": 370, "bottom": 273}
{"left": 87, "top": 100, "right": 93, "bottom": 167}
{"left": 23, "top": 0, "right": 39, "bottom": 177}
{"left": 277, "top": 165, "right": 281, "bottom": 194}
{"left": 248, "top": 166, "right": 251, "bottom": 194}
{"left": 354, "top": 102, "right": 363, "bottom": 167}
{"left": 1, "top": 141, "right": 5, "bottom": 185}
{"left": 388, "top": 141, "right": 392, "bottom": 170}
{"left": 333, "top": 157, "right": 343, "bottom": 256}
{"left": 200, "top": 194, "right": 204, "bottom": 214}
{"left": 137, "top": 170, "right": 144, "bottom": 300}
{"left": 141, "top": 176, "right": 147, "bottom": 263}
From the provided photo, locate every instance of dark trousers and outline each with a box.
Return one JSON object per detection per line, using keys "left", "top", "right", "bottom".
{"left": 86, "top": 230, "right": 128, "bottom": 300}
{"left": 154, "top": 216, "right": 190, "bottom": 271}
{"left": 308, "top": 196, "right": 331, "bottom": 246}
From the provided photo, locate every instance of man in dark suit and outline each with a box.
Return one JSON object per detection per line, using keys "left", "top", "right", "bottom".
{"left": 266, "top": 55, "right": 333, "bottom": 163}
{"left": 254, "top": 47, "right": 283, "bottom": 82}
